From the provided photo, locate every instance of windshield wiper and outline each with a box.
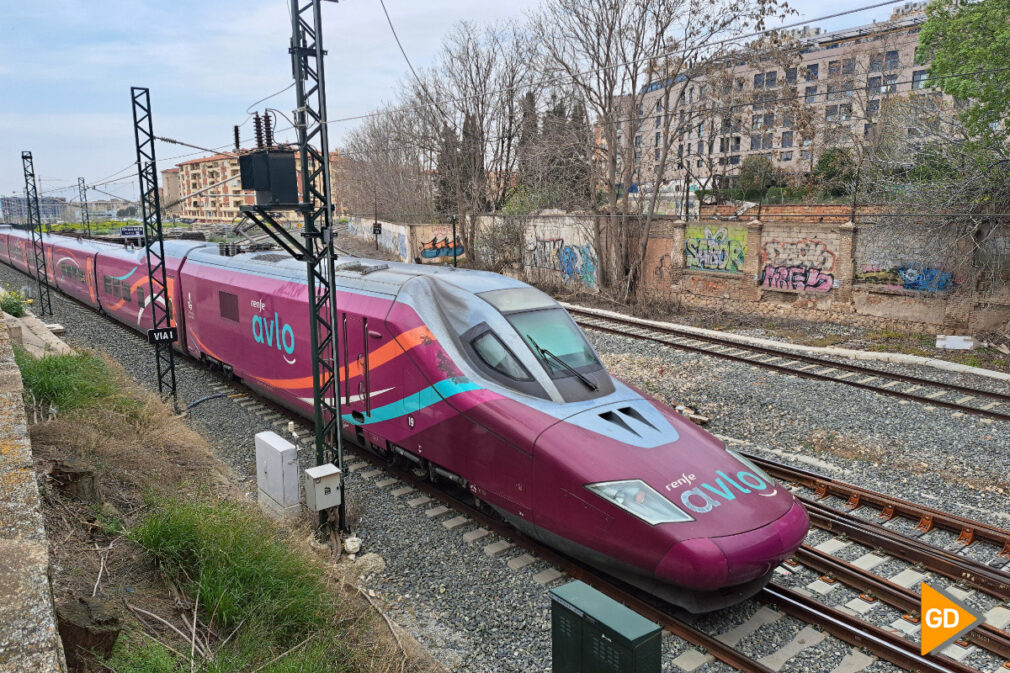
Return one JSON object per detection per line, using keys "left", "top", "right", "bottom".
{"left": 529, "top": 337, "right": 598, "bottom": 391}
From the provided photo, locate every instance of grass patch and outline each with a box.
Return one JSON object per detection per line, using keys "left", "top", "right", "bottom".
{"left": 14, "top": 349, "right": 120, "bottom": 413}
{"left": 1, "top": 286, "right": 29, "bottom": 317}
{"left": 111, "top": 499, "right": 358, "bottom": 672}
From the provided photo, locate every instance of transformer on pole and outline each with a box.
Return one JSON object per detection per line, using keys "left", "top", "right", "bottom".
{"left": 78, "top": 177, "right": 91, "bottom": 238}
{"left": 21, "top": 152, "right": 53, "bottom": 317}
{"left": 240, "top": 0, "right": 346, "bottom": 534}
{"left": 131, "top": 86, "right": 178, "bottom": 404}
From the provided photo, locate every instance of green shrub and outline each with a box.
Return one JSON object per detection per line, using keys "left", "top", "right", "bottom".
{"left": 14, "top": 350, "right": 118, "bottom": 412}
{"left": 1, "top": 287, "right": 28, "bottom": 318}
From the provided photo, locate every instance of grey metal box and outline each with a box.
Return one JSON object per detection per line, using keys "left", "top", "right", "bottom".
{"left": 550, "top": 580, "right": 661, "bottom": 673}
{"left": 304, "top": 463, "right": 342, "bottom": 512}
{"left": 254, "top": 431, "right": 299, "bottom": 509}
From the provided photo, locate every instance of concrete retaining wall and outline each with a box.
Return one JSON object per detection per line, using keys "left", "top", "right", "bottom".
{"left": 0, "top": 311, "right": 65, "bottom": 672}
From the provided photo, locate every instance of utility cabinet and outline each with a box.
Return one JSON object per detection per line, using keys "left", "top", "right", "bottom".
{"left": 549, "top": 581, "right": 661, "bottom": 673}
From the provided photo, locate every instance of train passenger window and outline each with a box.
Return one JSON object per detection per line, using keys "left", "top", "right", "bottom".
{"left": 136, "top": 287, "right": 145, "bottom": 307}
{"left": 219, "top": 291, "right": 239, "bottom": 322}
{"left": 507, "top": 308, "right": 601, "bottom": 374}
{"left": 103, "top": 276, "right": 112, "bottom": 294}
{"left": 121, "top": 285, "right": 131, "bottom": 304}
{"left": 471, "top": 332, "right": 532, "bottom": 381}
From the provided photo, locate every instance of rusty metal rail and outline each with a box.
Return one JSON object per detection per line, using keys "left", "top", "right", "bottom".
{"left": 794, "top": 544, "right": 1010, "bottom": 659}
{"left": 752, "top": 454, "right": 1010, "bottom": 572}
{"left": 567, "top": 306, "right": 1010, "bottom": 423}
{"left": 760, "top": 584, "right": 978, "bottom": 673}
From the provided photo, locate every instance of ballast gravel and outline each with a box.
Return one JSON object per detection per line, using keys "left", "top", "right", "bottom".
{"left": 7, "top": 259, "right": 995, "bottom": 672}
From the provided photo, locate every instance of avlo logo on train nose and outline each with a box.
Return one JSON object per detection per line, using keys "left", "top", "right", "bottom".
{"left": 666, "top": 469, "right": 774, "bottom": 514}
{"left": 251, "top": 310, "right": 297, "bottom": 365}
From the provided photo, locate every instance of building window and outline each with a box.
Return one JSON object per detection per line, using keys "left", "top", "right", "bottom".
{"left": 781, "top": 131, "right": 793, "bottom": 148}
{"left": 697, "top": 140, "right": 704, "bottom": 154}
{"left": 800, "top": 150, "right": 811, "bottom": 161}
{"left": 867, "top": 99, "right": 880, "bottom": 116}
{"left": 842, "top": 58, "right": 856, "bottom": 75}
{"left": 655, "top": 132, "right": 661, "bottom": 146}
{"left": 655, "top": 100, "right": 663, "bottom": 112}
{"left": 805, "top": 64, "right": 818, "bottom": 81}
{"left": 729, "top": 155, "right": 741, "bottom": 165}
{"left": 870, "top": 53, "right": 883, "bottom": 72}
{"left": 750, "top": 134, "right": 762, "bottom": 150}
{"left": 752, "top": 113, "right": 764, "bottom": 129}
{"left": 762, "top": 134, "right": 773, "bottom": 150}
{"left": 634, "top": 135, "right": 641, "bottom": 147}
{"left": 826, "top": 105, "right": 839, "bottom": 122}
{"left": 636, "top": 103, "right": 643, "bottom": 116}
{"left": 696, "top": 159, "right": 703, "bottom": 168}
{"left": 655, "top": 148, "right": 661, "bottom": 160}
{"left": 805, "top": 85, "right": 818, "bottom": 103}
{"left": 731, "top": 137, "right": 740, "bottom": 152}
{"left": 765, "top": 71, "right": 777, "bottom": 88}
{"left": 780, "top": 151, "right": 793, "bottom": 161}
{"left": 828, "top": 60, "right": 841, "bottom": 77}
{"left": 864, "top": 123, "right": 875, "bottom": 137}
{"left": 719, "top": 138, "right": 727, "bottom": 153}
{"left": 655, "top": 116, "right": 661, "bottom": 128}
{"left": 884, "top": 50, "right": 900, "bottom": 70}
{"left": 634, "top": 150, "right": 641, "bottom": 163}
{"left": 884, "top": 74, "right": 898, "bottom": 93}
{"left": 785, "top": 67, "right": 797, "bottom": 84}
{"left": 753, "top": 73, "right": 764, "bottom": 89}
{"left": 912, "top": 70, "right": 928, "bottom": 90}
{"left": 840, "top": 103, "right": 852, "bottom": 121}
{"left": 678, "top": 144, "right": 683, "bottom": 157}
{"left": 868, "top": 76, "right": 882, "bottom": 94}
{"left": 782, "top": 112, "right": 794, "bottom": 128}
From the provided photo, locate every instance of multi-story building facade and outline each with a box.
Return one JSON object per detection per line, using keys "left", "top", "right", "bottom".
{"left": 620, "top": 3, "right": 938, "bottom": 194}
{"left": 161, "top": 167, "right": 182, "bottom": 217}
{"left": 1, "top": 194, "right": 72, "bottom": 224}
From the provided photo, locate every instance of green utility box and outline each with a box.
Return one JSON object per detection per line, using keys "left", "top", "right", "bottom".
{"left": 549, "top": 580, "right": 661, "bottom": 673}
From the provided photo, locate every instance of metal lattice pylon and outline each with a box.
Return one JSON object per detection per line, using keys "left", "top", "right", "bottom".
{"left": 78, "top": 177, "right": 91, "bottom": 238}
{"left": 131, "top": 87, "right": 177, "bottom": 403}
{"left": 21, "top": 151, "right": 52, "bottom": 317}
{"left": 243, "top": 0, "right": 346, "bottom": 532}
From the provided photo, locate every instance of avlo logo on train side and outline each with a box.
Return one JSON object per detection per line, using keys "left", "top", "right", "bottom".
{"left": 250, "top": 302, "right": 297, "bottom": 365}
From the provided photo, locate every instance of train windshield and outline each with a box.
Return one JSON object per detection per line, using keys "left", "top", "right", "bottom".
{"left": 506, "top": 308, "right": 601, "bottom": 375}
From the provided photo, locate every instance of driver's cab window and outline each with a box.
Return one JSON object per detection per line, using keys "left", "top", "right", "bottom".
{"left": 471, "top": 332, "right": 532, "bottom": 381}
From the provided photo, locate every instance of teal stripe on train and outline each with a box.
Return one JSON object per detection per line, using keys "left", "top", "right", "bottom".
{"left": 342, "top": 377, "right": 482, "bottom": 425}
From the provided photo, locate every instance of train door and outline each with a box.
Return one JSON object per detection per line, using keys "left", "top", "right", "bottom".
{"left": 341, "top": 312, "right": 371, "bottom": 425}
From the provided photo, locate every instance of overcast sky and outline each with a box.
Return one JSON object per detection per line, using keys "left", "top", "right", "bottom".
{"left": 1, "top": 0, "right": 903, "bottom": 202}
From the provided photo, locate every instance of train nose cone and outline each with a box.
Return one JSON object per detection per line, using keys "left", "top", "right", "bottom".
{"left": 655, "top": 538, "right": 729, "bottom": 590}
{"left": 654, "top": 500, "right": 809, "bottom": 591}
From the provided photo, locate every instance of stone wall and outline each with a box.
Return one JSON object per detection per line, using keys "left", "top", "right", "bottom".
{"left": 641, "top": 216, "right": 1009, "bottom": 331}
{"left": 0, "top": 311, "right": 65, "bottom": 672}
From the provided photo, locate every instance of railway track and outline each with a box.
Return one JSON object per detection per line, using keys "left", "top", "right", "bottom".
{"left": 565, "top": 304, "right": 1010, "bottom": 424}
{"left": 9, "top": 262, "right": 1005, "bottom": 671}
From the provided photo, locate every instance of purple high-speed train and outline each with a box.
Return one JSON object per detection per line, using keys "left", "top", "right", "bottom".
{"left": 0, "top": 226, "right": 808, "bottom": 612}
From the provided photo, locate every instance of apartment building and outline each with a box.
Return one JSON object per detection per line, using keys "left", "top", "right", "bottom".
{"left": 620, "top": 2, "right": 938, "bottom": 192}
{"left": 161, "top": 167, "right": 182, "bottom": 216}
{"left": 0, "top": 194, "right": 72, "bottom": 224}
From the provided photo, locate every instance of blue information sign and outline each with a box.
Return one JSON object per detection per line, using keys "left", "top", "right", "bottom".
{"left": 120, "top": 226, "right": 144, "bottom": 238}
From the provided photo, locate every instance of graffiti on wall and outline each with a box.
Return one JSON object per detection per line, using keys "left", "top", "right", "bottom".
{"left": 524, "top": 237, "right": 597, "bottom": 288}
{"left": 416, "top": 225, "right": 465, "bottom": 263}
{"left": 855, "top": 266, "right": 954, "bottom": 293}
{"left": 760, "top": 237, "right": 837, "bottom": 292}
{"left": 684, "top": 225, "right": 746, "bottom": 274}
{"left": 420, "top": 237, "right": 464, "bottom": 260}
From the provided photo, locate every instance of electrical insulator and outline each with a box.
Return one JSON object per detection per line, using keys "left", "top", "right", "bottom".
{"left": 254, "top": 113, "right": 265, "bottom": 149}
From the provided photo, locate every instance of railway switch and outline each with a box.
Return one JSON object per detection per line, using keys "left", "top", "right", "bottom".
{"left": 549, "top": 580, "right": 660, "bottom": 673}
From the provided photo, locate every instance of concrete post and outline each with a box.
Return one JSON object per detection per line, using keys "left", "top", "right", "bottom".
{"left": 742, "top": 219, "right": 764, "bottom": 301}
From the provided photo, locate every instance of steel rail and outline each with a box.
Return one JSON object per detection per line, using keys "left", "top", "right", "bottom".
{"left": 801, "top": 498, "right": 1010, "bottom": 601}
{"left": 751, "top": 454, "right": 1010, "bottom": 558}
{"left": 567, "top": 307, "right": 1010, "bottom": 423}
{"left": 760, "top": 584, "right": 978, "bottom": 673}
{"left": 794, "top": 544, "right": 1010, "bottom": 659}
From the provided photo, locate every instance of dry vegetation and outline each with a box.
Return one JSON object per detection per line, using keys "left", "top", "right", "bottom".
{"left": 23, "top": 349, "right": 440, "bottom": 673}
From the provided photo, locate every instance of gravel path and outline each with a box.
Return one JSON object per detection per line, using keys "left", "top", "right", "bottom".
{"left": 9, "top": 259, "right": 1000, "bottom": 672}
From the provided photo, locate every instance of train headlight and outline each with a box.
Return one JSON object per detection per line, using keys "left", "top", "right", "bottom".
{"left": 586, "top": 479, "right": 694, "bottom": 525}
{"left": 726, "top": 447, "right": 776, "bottom": 485}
